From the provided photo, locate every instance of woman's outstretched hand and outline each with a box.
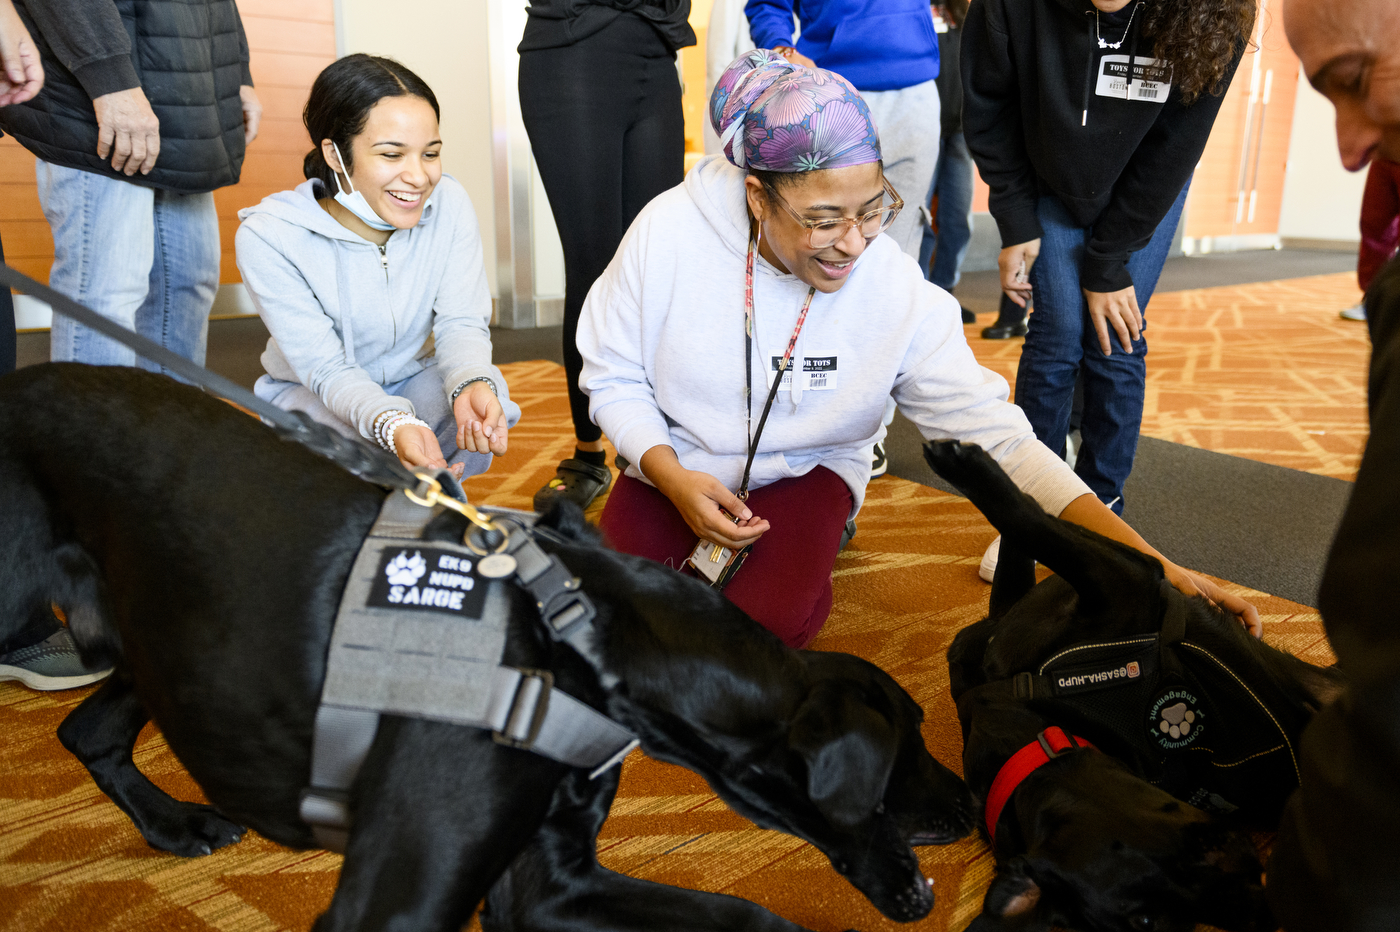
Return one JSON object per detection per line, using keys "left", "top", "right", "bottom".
{"left": 454, "top": 382, "right": 509, "bottom": 456}
{"left": 1165, "top": 563, "right": 1262, "bottom": 637}
{"left": 640, "top": 445, "right": 770, "bottom": 550}
{"left": 394, "top": 422, "right": 464, "bottom": 479}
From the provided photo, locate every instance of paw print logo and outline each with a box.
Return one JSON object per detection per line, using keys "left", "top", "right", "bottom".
{"left": 1157, "top": 702, "right": 1196, "bottom": 739}
{"left": 385, "top": 550, "right": 427, "bottom": 586}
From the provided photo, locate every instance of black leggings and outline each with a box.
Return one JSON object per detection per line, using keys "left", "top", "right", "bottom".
{"left": 519, "top": 14, "right": 685, "bottom": 443}
{"left": 1, "top": 230, "right": 15, "bottom": 375}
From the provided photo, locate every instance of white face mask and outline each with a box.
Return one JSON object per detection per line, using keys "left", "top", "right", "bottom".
{"left": 330, "top": 141, "right": 396, "bottom": 232}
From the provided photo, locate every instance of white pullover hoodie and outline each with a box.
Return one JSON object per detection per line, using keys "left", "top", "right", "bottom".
{"left": 577, "top": 155, "right": 1091, "bottom": 517}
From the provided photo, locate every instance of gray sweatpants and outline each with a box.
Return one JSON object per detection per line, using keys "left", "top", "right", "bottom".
{"left": 254, "top": 363, "right": 495, "bottom": 478}
{"left": 862, "top": 78, "right": 942, "bottom": 260}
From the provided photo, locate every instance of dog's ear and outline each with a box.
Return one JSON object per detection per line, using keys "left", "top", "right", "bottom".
{"left": 966, "top": 859, "right": 1049, "bottom": 931}
{"left": 788, "top": 681, "right": 898, "bottom": 828}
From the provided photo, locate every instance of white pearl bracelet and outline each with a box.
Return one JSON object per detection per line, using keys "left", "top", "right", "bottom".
{"left": 374, "top": 410, "right": 431, "bottom": 457}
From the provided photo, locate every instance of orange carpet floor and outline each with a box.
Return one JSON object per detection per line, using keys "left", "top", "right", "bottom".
{"left": 0, "top": 272, "right": 1359, "bottom": 931}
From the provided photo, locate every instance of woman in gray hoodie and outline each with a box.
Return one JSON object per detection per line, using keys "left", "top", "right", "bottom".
{"left": 235, "top": 55, "right": 519, "bottom": 481}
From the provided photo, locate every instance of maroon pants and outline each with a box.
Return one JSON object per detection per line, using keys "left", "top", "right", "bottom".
{"left": 599, "top": 467, "right": 853, "bottom": 648}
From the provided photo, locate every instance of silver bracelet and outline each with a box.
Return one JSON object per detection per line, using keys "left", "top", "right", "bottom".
{"left": 450, "top": 376, "right": 498, "bottom": 407}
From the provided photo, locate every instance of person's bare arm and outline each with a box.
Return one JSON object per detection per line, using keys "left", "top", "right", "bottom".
{"left": 1059, "top": 493, "right": 1262, "bottom": 635}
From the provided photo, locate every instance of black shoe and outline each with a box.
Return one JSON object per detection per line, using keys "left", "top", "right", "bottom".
{"left": 982, "top": 318, "right": 1028, "bottom": 339}
{"left": 871, "top": 441, "right": 888, "bottom": 478}
{"left": 614, "top": 454, "right": 631, "bottom": 472}
{"left": 960, "top": 306, "right": 976, "bottom": 324}
{"left": 533, "top": 458, "right": 612, "bottom": 513}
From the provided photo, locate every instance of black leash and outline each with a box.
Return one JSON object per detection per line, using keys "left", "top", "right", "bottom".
{"left": 0, "top": 262, "right": 427, "bottom": 495}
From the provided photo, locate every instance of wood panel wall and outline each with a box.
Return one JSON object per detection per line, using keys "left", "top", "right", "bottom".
{"left": 0, "top": 0, "right": 335, "bottom": 290}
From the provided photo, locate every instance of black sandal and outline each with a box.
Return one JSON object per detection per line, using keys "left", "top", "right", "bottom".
{"left": 532, "top": 458, "right": 613, "bottom": 513}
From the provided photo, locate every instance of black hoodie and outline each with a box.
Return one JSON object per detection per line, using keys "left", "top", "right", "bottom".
{"left": 961, "top": 0, "right": 1247, "bottom": 292}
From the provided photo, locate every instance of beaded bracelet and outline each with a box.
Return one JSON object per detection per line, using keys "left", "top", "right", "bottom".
{"left": 371, "top": 409, "right": 402, "bottom": 449}
{"left": 381, "top": 413, "right": 431, "bottom": 458}
{"left": 449, "top": 376, "right": 498, "bottom": 407}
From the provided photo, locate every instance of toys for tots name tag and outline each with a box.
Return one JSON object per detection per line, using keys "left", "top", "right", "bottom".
{"left": 1096, "top": 55, "right": 1171, "bottom": 102}
{"left": 768, "top": 354, "right": 838, "bottom": 391}
{"left": 367, "top": 547, "right": 488, "bottom": 618}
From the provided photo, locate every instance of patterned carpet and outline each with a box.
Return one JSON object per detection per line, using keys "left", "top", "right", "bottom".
{"left": 2, "top": 270, "right": 1361, "bottom": 930}
{"left": 967, "top": 271, "right": 1369, "bottom": 481}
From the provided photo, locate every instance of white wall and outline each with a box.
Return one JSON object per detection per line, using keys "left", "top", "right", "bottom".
{"left": 1279, "top": 66, "right": 1368, "bottom": 243}
{"left": 336, "top": 0, "right": 500, "bottom": 294}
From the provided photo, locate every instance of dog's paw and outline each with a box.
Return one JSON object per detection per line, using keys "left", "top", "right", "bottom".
{"left": 921, "top": 440, "right": 992, "bottom": 490}
{"left": 141, "top": 801, "right": 245, "bottom": 857}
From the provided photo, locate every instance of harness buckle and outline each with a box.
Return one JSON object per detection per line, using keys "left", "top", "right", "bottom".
{"left": 1036, "top": 728, "right": 1081, "bottom": 760}
{"left": 1013, "top": 672, "right": 1036, "bottom": 699}
{"left": 493, "top": 668, "right": 554, "bottom": 750}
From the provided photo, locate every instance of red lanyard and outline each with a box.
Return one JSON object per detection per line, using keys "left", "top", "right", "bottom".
{"left": 740, "top": 231, "right": 816, "bottom": 501}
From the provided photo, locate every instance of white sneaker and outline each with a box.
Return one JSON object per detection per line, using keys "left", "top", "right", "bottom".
{"left": 1340, "top": 303, "right": 1366, "bottom": 321}
{"left": 979, "top": 535, "right": 1000, "bottom": 583}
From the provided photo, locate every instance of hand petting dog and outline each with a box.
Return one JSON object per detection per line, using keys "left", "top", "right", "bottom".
{"left": 1058, "top": 491, "right": 1262, "bottom": 636}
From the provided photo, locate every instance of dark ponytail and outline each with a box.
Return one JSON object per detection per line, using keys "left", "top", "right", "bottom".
{"left": 302, "top": 54, "right": 441, "bottom": 193}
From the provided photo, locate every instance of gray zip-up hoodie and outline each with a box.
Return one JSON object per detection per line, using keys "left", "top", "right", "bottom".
{"left": 235, "top": 175, "right": 518, "bottom": 441}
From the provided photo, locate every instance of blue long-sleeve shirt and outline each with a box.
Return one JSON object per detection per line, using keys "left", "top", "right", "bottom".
{"left": 744, "top": 0, "right": 939, "bottom": 91}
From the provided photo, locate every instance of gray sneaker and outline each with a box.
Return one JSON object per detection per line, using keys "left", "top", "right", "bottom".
{"left": 0, "top": 628, "right": 113, "bottom": 691}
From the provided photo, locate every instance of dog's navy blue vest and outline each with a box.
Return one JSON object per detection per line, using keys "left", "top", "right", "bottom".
{"left": 1010, "top": 585, "right": 1300, "bottom": 826}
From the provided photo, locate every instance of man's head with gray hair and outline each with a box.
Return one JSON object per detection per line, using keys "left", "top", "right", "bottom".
{"left": 1284, "top": 0, "right": 1400, "bottom": 169}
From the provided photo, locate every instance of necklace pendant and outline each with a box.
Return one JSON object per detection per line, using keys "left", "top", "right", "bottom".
{"left": 1098, "top": 37, "right": 1108, "bottom": 48}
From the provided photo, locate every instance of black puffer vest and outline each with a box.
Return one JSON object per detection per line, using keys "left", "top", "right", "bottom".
{"left": 0, "top": 0, "right": 250, "bottom": 193}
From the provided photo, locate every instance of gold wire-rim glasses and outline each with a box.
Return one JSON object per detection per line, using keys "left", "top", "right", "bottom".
{"left": 762, "top": 175, "right": 904, "bottom": 249}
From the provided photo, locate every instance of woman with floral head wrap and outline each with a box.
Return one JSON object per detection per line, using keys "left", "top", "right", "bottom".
{"left": 576, "top": 50, "right": 1258, "bottom": 647}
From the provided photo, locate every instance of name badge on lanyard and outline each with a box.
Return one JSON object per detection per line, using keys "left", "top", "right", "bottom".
{"left": 1095, "top": 55, "right": 1171, "bottom": 103}
{"left": 767, "top": 354, "right": 839, "bottom": 391}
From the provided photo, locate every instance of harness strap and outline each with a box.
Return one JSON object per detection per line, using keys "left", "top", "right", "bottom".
{"left": 299, "top": 493, "right": 638, "bottom": 853}
{"left": 984, "top": 727, "right": 1097, "bottom": 844}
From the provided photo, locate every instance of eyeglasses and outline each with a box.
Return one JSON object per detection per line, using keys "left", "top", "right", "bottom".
{"left": 763, "top": 176, "right": 904, "bottom": 249}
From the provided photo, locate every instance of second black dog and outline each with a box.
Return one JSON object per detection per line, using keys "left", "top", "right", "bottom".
{"left": 923, "top": 439, "right": 1342, "bottom": 932}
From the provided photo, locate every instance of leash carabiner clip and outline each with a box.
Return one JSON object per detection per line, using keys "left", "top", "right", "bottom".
{"left": 404, "top": 473, "right": 499, "bottom": 533}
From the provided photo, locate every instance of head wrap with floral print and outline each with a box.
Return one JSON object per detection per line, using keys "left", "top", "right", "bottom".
{"left": 709, "top": 49, "right": 881, "bottom": 173}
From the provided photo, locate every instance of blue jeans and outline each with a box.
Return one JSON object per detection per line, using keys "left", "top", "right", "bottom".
{"left": 918, "top": 131, "right": 975, "bottom": 290}
{"left": 37, "top": 159, "right": 219, "bottom": 374}
{"left": 1014, "top": 183, "right": 1188, "bottom": 514}
{"left": 254, "top": 364, "right": 496, "bottom": 479}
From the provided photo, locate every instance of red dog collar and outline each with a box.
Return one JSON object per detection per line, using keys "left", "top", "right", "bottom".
{"left": 984, "top": 727, "right": 1097, "bottom": 842}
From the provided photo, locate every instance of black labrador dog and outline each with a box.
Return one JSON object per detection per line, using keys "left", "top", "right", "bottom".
{"left": 922, "top": 440, "right": 1342, "bottom": 932}
{"left": 0, "top": 363, "right": 974, "bottom": 932}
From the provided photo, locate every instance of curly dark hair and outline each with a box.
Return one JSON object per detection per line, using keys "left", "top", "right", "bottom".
{"left": 1140, "top": 0, "right": 1257, "bottom": 104}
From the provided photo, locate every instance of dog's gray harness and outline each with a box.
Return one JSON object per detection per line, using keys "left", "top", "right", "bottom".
{"left": 299, "top": 485, "right": 638, "bottom": 852}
